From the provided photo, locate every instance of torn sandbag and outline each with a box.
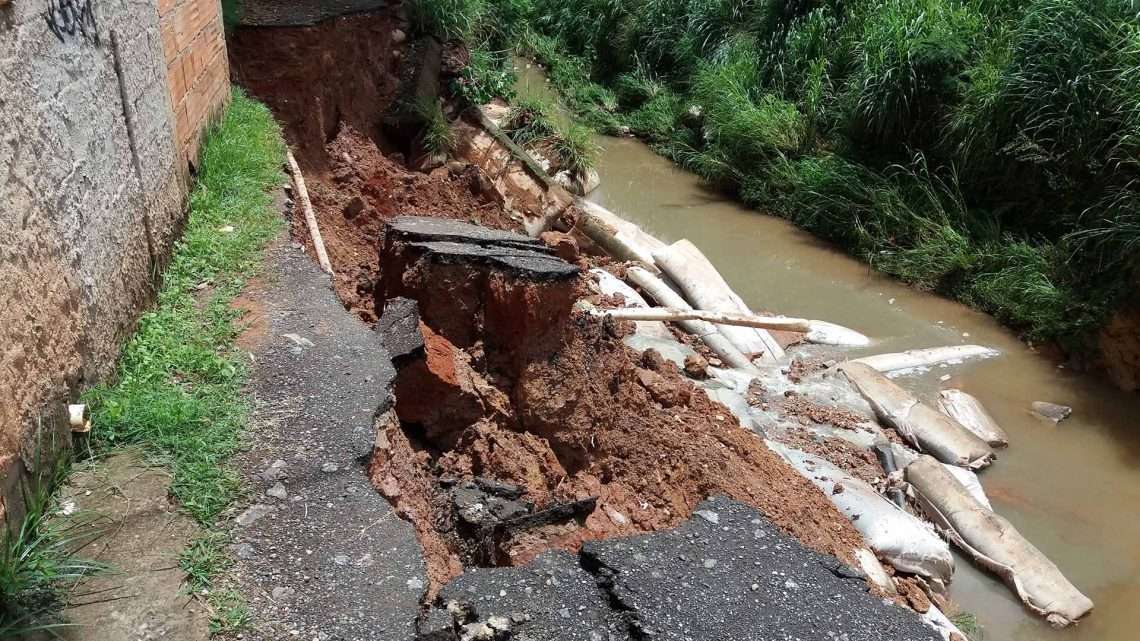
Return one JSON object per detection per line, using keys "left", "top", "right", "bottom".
{"left": 941, "top": 463, "right": 991, "bottom": 510}
{"left": 853, "top": 345, "right": 997, "bottom": 374}
{"left": 938, "top": 389, "right": 1009, "bottom": 446}
{"left": 652, "top": 239, "right": 785, "bottom": 361}
{"left": 771, "top": 444, "right": 954, "bottom": 585}
{"left": 906, "top": 456, "right": 1094, "bottom": 627}
{"left": 840, "top": 363, "right": 995, "bottom": 470}
{"left": 590, "top": 268, "right": 673, "bottom": 340}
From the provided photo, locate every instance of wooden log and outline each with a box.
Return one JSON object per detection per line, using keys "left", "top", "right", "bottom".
{"left": 652, "top": 239, "right": 784, "bottom": 361}
{"left": 600, "top": 307, "right": 870, "bottom": 346}
{"left": 907, "top": 455, "right": 1094, "bottom": 627}
{"left": 938, "top": 389, "right": 1009, "bottom": 447}
{"left": 286, "top": 150, "right": 334, "bottom": 275}
{"left": 625, "top": 266, "right": 757, "bottom": 371}
{"left": 840, "top": 362, "right": 995, "bottom": 469}
{"left": 853, "top": 345, "right": 997, "bottom": 373}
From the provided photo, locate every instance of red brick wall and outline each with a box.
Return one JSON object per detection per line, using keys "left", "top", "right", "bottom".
{"left": 159, "top": 0, "right": 230, "bottom": 168}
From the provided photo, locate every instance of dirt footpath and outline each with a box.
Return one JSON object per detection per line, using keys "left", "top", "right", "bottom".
{"left": 57, "top": 451, "right": 209, "bottom": 641}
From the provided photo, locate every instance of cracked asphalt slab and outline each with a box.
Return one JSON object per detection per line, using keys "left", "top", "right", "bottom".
{"left": 226, "top": 233, "right": 424, "bottom": 641}
{"left": 422, "top": 497, "right": 940, "bottom": 641}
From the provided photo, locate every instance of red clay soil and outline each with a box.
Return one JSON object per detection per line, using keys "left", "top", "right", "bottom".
{"left": 371, "top": 311, "right": 867, "bottom": 595}
{"left": 298, "top": 127, "right": 520, "bottom": 322}
{"left": 228, "top": 12, "right": 404, "bottom": 171}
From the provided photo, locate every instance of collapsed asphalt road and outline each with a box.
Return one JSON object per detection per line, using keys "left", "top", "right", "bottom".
{"left": 422, "top": 496, "right": 940, "bottom": 641}
{"left": 226, "top": 212, "right": 942, "bottom": 640}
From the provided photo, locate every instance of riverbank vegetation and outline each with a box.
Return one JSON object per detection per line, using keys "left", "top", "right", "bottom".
{"left": 419, "top": 0, "right": 1140, "bottom": 349}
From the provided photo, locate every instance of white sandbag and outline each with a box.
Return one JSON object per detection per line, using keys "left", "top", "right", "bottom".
{"left": 853, "top": 345, "right": 997, "bottom": 373}
{"left": 938, "top": 389, "right": 1009, "bottom": 447}
{"left": 577, "top": 200, "right": 665, "bottom": 267}
{"left": 653, "top": 240, "right": 784, "bottom": 361}
{"left": 840, "top": 363, "right": 995, "bottom": 469}
{"left": 920, "top": 602, "right": 970, "bottom": 641}
{"left": 771, "top": 444, "right": 954, "bottom": 584}
{"left": 626, "top": 266, "right": 757, "bottom": 372}
{"left": 942, "top": 463, "right": 991, "bottom": 510}
{"left": 590, "top": 268, "right": 674, "bottom": 340}
{"left": 621, "top": 334, "right": 699, "bottom": 370}
{"left": 906, "top": 455, "right": 1094, "bottom": 627}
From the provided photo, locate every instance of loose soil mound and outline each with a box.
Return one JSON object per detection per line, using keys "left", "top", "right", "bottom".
{"left": 301, "top": 127, "right": 520, "bottom": 322}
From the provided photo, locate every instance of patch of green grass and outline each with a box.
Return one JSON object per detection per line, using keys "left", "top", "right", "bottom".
{"left": 451, "top": 47, "right": 518, "bottom": 106}
{"left": 0, "top": 433, "right": 105, "bottom": 637}
{"left": 551, "top": 122, "right": 601, "bottom": 174}
{"left": 407, "top": 0, "right": 488, "bottom": 41}
{"left": 81, "top": 88, "right": 285, "bottom": 631}
{"left": 414, "top": 97, "right": 455, "bottom": 155}
{"left": 950, "top": 610, "right": 983, "bottom": 640}
{"left": 504, "top": 95, "right": 560, "bottom": 146}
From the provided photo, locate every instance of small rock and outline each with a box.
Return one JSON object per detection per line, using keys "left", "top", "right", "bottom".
{"left": 392, "top": 28, "right": 406, "bottom": 44}
{"left": 282, "top": 333, "right": 314, "bottom": 348}
{"left": 683, "top": 353, "right": 709, "bottom": 379}
{"left": 559, "top": 608, "right": 571, "bottom": 619}
{"left": 703, "top": 558, "right": 717, "bottom": 569}
{"left": 604, "top": 505, "right": 628, "bottom": 526}
{"left": 261, "top": 459, "right": 288, "bottom": 481}
{"left": 695, "top": 510, "right": 719, "bottom": 525}
{"left": 266, "top": 482, "right": 288, "bottom": 500}
{"left": 271, "top": 586, "right": 295, "bottom": 601}
{"left": 321, "top": 462, "right": 339, "bottom": 473}
{"left": 407, "top": 577, "right": 425, "bottom": 591}
{"left": 342, "top": 196, "right": 366, "bottom": 218}
{"left": 232, "top": 543, "right": 256, "bottom": 560}
{"left": 446, "top": 160, "right": 468, "bottom": 175}
{"left": 235, "top": 504, "right": 274, "bottom": 527}
{"left": 1031, "top": 401, "right": 1073, "bottom": 423}
{"left": 220, "top": 225, "right": 235, "bottom": 233}
{"left": 784, "top": 578, "right": 800, "bottom": 590}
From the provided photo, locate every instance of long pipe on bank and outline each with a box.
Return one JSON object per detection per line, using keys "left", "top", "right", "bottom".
{"left": 286, "top": 150, "right": 334, "bottom": 276}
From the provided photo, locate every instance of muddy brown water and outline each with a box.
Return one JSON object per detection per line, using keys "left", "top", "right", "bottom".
{"left": 514, "top": 66, "right": 1140, "bottom": 641}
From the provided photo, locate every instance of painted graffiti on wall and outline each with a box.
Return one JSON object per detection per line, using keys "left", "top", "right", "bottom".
{"left": 45, "top": 0, "right": 100, "bottom": 44}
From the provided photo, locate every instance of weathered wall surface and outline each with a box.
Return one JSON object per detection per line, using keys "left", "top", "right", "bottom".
{"left": 0, "top": 0, "right": 228, "bottom": 523}
{"left": 159, "top": 0, "right": 230, "bottom": 165}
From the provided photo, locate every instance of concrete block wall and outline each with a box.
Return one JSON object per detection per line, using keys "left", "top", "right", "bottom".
{"left": 0, "top": 0, "right": 229, "bottom": 524}
{"left": 159, "top": 0, "right": 230, "bottom": 166}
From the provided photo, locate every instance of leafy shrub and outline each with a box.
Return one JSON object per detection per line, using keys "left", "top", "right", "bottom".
{"left": 452, "top": 48, "right": 517, "bottom": 105}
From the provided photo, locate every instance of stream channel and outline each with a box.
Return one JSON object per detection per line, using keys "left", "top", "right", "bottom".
{"left": 516, "top": 64, "right": 1140, "bottom": 641}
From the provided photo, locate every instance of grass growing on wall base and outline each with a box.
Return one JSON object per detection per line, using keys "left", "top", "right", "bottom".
{"left": 82, "top": 88, "right": 285, "bottom": 630}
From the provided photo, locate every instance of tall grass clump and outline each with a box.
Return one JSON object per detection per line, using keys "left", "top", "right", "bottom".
{"left": 414, "top": 97, "right": 455, "bottom": 154}
{"left": 0, "top": 438, "right": 104, "bottom": 637}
